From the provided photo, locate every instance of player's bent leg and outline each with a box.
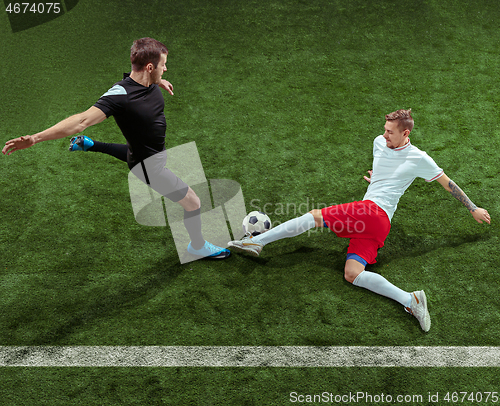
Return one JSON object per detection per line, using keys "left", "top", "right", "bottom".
{"left": 349, "top": 258, "right": 430, "bottom": 332}
{"left": 69, "top": 136, "right": 128, "bottom": 162}
{"left": 177, "top": 187, "right": 201, "bottom": 211}
{"left": 91, "top": 141, "right": 128, "bottom": 162}
{"left": 351, "top": 263, "right": 412, "bottom": 306}
{"left": 344, "top": 259, "right": 365, "bottom": 283}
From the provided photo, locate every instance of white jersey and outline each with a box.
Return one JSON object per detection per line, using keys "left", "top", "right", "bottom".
{"left": 363, "top": 135, "right": 443, "bottom": 221}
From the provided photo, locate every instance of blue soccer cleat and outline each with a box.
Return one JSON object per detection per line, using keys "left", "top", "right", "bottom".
{"left": 187, "top": 241, "right": 231, "bottom": 259}
{"left": 69, "top": 135, "right": 94, "bottom": 151}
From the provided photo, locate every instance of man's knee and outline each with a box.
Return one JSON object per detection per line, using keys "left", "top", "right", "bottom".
{"left": 308, "top": 209, "right": 324, "bottom": 228}
{"left": 179, "top": 187, "right": 201, "bottom": 211}
{"left": 344, "top": 259, "right": 364, "bottom": 283}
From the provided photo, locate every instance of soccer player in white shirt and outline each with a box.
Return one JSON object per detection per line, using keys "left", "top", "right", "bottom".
{"left": 229, "top": 109, "right": 491, "bottom": 332}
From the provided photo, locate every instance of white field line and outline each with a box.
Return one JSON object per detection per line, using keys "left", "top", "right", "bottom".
{"left": 1, "top": 346, "right": 499, "bottom": 367}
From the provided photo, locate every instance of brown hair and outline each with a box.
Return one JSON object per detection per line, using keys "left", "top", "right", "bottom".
{"left": 130, "top": 38, "right": 168, "bottom": 71}
{"left": 385, "top": 109, "right": 414, "bottom": 132}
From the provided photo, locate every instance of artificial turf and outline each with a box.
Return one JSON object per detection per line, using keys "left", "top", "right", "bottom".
{"left": 1, "top": 0, "right": 499, "bottom": 404}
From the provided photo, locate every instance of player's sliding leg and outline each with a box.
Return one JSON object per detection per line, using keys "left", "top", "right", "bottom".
{"left": 229, "top": 204, "right": 431, "bottom": 330}
{"left": 69, "top": 136, "right": 128, "bottom": 162}
{"left": 347, "top": 259, "right": 431, "bottom": 332}
{"left": 228, "top": 211, "right": 319, "bottom": 256}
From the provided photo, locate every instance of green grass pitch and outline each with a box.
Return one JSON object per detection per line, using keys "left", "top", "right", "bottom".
{"left": 1, "top": 0, "right": 499, "bottom": 404}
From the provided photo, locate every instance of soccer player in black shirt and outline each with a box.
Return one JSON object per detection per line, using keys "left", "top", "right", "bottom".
{"left": 2, "top": 37, "right": 230, "bottom": 260}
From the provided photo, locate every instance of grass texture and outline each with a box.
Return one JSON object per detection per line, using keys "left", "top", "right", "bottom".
{"left": 1, "top": 0, "right": 500, "bottom": 404}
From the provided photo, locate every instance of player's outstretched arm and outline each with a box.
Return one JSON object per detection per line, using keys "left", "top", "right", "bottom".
{"left": 2, "top": 106, "right": 106, "bottom": 156}
{"left": 437, "top": 173, "right": 491, "bottom": 224}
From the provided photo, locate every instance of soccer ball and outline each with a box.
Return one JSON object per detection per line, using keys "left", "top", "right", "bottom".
{"left": 242, "top": 211, "right": 272, "bottom": 236}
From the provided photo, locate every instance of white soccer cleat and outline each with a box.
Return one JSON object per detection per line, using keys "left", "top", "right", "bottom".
{"left": 227, "top": 234, "right": 264, "bottom": 257}
{"left": 405, "top": 290, "right": 431, "bottom": 332}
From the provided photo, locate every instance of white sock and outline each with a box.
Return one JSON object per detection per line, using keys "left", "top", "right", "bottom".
{"left": 252, "top": 212, "right": 317, "bottom": 246}
{"left": 353, "top": 271, "right": 412, "bottom": 308}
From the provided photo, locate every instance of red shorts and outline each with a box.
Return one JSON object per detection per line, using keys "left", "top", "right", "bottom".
{"left": 321, "top": 200, "right": 391, "bottom": 264}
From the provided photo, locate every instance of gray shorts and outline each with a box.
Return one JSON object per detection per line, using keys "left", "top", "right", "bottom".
{"left": 130, "top": 151, "right": 189, "bottom": 202}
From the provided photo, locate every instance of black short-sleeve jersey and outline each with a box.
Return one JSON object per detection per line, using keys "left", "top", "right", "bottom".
{"left": 94, "top": 73, "right": 166, "bottom": 169}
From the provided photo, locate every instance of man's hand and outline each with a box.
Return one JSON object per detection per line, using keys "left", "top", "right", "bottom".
{"left": 2, "top": 107, "right": 105, "bottom": 156}
{"left": 159, "top": 79, "right": 174, "bottom": 95}
{"left": 437, "top": 173, "right": 491, "bottom": 225}
{"left": 471, "top": 208, "right": 491, "bottom": 224}
{"left": 2, "top": 135, "right": 35, "bottom": 156}
{"left": 363, "top": 170, "right": 373, "bottom": 183}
